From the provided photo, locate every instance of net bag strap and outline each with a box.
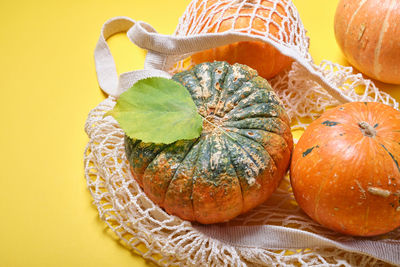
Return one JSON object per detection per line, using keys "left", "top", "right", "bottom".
{"left": 95, "top": 16, "right": 352, "bottom": 103}
{"left": 94, "top": 16, "right": 171, "bottom": 97}
{"left": 126, "top": 20, "right": 354, "bottom": 103}
{"left": 195, "top": 224, "right": 400, "bottom": 265}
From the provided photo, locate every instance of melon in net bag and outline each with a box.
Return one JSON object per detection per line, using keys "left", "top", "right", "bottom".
{"left": 84, "top": 0, "right": 400, "bottom": 265}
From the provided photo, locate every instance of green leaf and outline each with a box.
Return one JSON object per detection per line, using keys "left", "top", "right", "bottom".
{"left": 106, "top": 77, "right": 203, "bottom": 144}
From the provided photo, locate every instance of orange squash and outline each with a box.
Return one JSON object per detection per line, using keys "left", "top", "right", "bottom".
{"left": 290, "top": 102, "right": 400, "bottom": 236}
{"left": 334, "top": 0, "right": 400, "bottom": 84}
{"left": 190, "top": 0, "right": 293, "bottom": 79}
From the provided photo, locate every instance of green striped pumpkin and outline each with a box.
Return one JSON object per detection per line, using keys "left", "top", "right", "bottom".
{"left": 125, "top": 61, "right": 293, "bottom": 224}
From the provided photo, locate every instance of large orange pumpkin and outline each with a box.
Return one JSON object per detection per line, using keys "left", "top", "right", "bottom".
{"left": 190, "top": 0, "right": 293, "bottom": 79}
{"left": 290, "top": 102, "right": 400, "bottom": 236}
{"left": 334, "top": 0, "right": 400, "bottom": 84}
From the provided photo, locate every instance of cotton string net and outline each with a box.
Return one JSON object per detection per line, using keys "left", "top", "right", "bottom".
{"left": 84, "top": 0, "right": 400, "bottom": 266}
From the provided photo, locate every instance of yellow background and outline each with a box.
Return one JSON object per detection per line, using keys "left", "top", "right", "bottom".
{"left": 0, "top": 0, "right": 398, "bottom": 266}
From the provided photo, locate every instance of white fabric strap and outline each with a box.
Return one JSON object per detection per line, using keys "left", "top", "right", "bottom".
{"left": 95, "top": 17, "right": 352, "bottom": 103}
{"left": 128, "top": 21, "right": 266, "bottom": 55}
{"left": 195, "top": 225, "right": 400, "bottom": 265}
{"left": 126, "top": 21, "right": 353, "bottom": 103}
{"left": 127, "top": 21, "right": 266, "bottom": 72}
{"left": 94, "top": 17, "right": 171, "bottom": 97}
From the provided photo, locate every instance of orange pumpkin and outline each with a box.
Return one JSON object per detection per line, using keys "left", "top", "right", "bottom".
{"left": 190, "top": 0, "right": 293, "bottom": 79}
{"left": 334, "top": 0, "right": 400, "bottom": 84}
{"left": 290, "top": 102, "right": 400, "bottom": 236}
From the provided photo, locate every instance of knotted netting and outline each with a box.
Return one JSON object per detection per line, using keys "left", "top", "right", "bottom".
{"left": 84, "top": 0, "right": 400, "bottom": 266}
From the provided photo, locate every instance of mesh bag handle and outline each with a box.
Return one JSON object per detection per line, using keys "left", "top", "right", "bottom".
{"left": 195, "top": 224, "right": 400, "bottom": 265}
{"left": 127, "top": 20, "right": 355, "bottom": 103}
{"left": 94, "top": 16, "right": 171, "bottom": 97}
{"left": 94, "top": 17, "right": 352, "bottom": 102}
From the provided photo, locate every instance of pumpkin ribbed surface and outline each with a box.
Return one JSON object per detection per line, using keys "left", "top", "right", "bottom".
{"left": 125, "top": 61, "right": 293, "bottom": 224}
{"left": 291, "top": 102, "right": 400, "bottom": 236}
{"left": 334, "top": 0, "right": 400, "bottom": 84}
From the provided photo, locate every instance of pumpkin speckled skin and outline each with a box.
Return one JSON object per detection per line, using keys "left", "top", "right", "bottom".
{"left": 334, "top": 0, "right": 400, "bottom": 84}
{"left": 125, "top": 61, "right": 293, "bottom": 224}
{"left": 190, "top": 0, "right": 293, "bottom": 79}
{"left": 290, "top": 102, "right": 400, "bottom": 236}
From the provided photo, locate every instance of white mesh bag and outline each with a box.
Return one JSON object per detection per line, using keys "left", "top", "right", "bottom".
{"left": 84, "top": 0, "right": 400, "bottom": 266}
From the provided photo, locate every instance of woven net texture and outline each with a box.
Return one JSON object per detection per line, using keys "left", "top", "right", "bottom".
{"left": 85, "top": 0, "right": 400, "bottom": 266}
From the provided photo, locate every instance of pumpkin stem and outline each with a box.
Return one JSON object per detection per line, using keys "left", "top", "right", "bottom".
{"left": 358, "top": 121, "right": 376, "bottom": 137}
{"left": 201, "top": 115, "right": 237, "bottom": 141}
